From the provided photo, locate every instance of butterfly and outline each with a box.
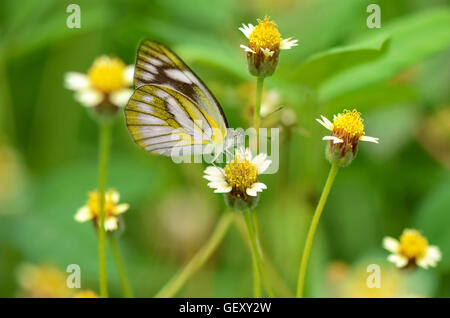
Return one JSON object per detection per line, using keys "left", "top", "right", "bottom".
{"left": 125, "top": 40, "right": 233, "bottom": 158}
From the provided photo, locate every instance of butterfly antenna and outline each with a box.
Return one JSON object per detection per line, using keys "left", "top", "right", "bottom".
{"left": 250, "top": 106, "right": 284, "bottom": 129}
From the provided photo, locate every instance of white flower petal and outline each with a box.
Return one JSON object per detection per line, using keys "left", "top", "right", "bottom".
{"left": 360, "top": 135, "right": 380, "bottom": 144}
{"left": 387, "top": 254, "right": 408, "bottom": 268}
{"left": 74, "top": 206, "right": 92, "bottom": 222}
{"left": 246, "top": 188, "right": 257, "bottom": 197}
{"left": 104, "top": 217, "right": 118, "bottom": 231}
{"left": 316, "top": 118, "right": 327, "bottom": 129}
{"left": 315, "top": 115, "right": 333, "bottom": 131}
{"left": 109, "top": 190, "right": 120, "bottom": 203}
{"left": 383, "top": 237, "right": 400, "bottom": 253}
{"left": 74, "top": 88, "right": 103, "bottom": 107}
{"left": 204, "top": 166, "right": 225, "bottom": 180}
{"left": 246, "top": 182, "right": 267, "bottom": 197}
{"left": 208, "top": 180, "right": 232, "bottom": 193}
{"left": 240, "top": 45, "right": 255, "bottom": 54}
{"left": 115, "top": 204, "right": 129, "bottom": 215}
{"left": 239, "top": 23, "right": 254, "bottom": 38}
{"left": 260, "top": 47, "right": 274, "bottom": 57}
{"left": 203, "top": 173, "right": 226, "bottom": 182}
{"left": 214, "top": 186, "right": 232, "bottom": 193}
{"left": 417, "top": 246, "right": 441, "bottom": 269}
{"left": 65, "top": 72, "right": 90, "bottom": 91}
{"left": 251, "top": 153, "right": 266, "bottom": 169}
{"left": 235, "top": 147, "right": 252, "bottom": 161}
{"left": 124, "top": 65, "right": 134, "bottom": 85}
{"left": 208, "top": 181, "right": 232, "bottom": 193}
{"left": 258, "top": 159, "right": 271, "bottom": 174}
{"left": 322, "top": 136, "right": 343, "bottom": 144}
{"left": 416, "top": 257, "right": 429, "bottom": 269}
{"left": 244, "top": 148, "right": 252, "bottom": 161}
{"left": 280, "top": 37, "right": 298, "bottom": 50}
{"left": 110, "top": 88, "right": 133, "bottom": 107}
{"left": 252, "top": 154, "right": 271, "bottom": 174}
{"left": 427, "top": 246, "right": 442, "bottom": 261}
{"left": 321, "top": 115, "right": 334, "bottom": 129}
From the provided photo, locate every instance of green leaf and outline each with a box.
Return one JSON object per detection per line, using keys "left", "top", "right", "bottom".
{"left": 321, "top": 7, "right": 450, "bottom": 101}
{"left": 324, "top": 83, "right": 417, "bottom": 114}
{"left": 0, "top": 1, "right": 109, "bottom": 60}
{"left": 174, "top": 42, "right": 248, "bottom": 81}
{"left": 290, "top": 37, "right": 390, "bottom": 88}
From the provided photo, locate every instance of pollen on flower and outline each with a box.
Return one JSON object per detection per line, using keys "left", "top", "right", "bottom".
{"left": 400, "top": 229, "right": 428, "bottom": 259}
{"left": 87, "top": 56, "right": 127, "bottom": 93}
{"left": 248, "top": 17, "right": 282, "bottom": 53}
{"left": 224, "top": 160, "right": 257, "bottom": 194}
{"left": 333, "top": 109, "right": 365, "bottom": 139}
{"left": 86, "top": 190, "right": 117, "bottom": 218}
{"left": 75, "top": 189, "right": 129, "bottom": 231}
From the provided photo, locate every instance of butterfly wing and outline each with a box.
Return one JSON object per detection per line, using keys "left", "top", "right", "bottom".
{"left": 125, "top": 40, "right": 229, "bottom": 157}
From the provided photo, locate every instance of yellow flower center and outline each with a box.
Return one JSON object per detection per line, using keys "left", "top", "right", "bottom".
{"left": 400, "top": 230, "right": 428, "bottom": 259}
{"left": 333, "top": 109, "right": 365, "bottom": 140}
{"left": 87, "top": 190, "right": 117, "bottom": 217}
{"left": 87, "top": 56, "right": 127, "bottom": 93}
{"left": 224, "top": 159, "right": 257, "bottom": 194}
{"left": 248, "top": 17, "right": 282, "bottom": 53}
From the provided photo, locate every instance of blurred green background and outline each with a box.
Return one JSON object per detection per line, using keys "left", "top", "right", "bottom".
{"left": 0, "top": 0, "right": 449, "bottom": 297}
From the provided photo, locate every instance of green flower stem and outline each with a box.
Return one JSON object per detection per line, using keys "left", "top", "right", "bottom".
{"left": 251, "top": 211, "right": 262, "bottom": 297}
{"left": 97, "top": 120, "right": 112, "bottom": 298}
{"left": 243, "top": 210, "right": 274, "bottom": 298}
{"left": 109, "top": 235, "right": 133, "bottom": 298}
{"left": 251, "top": 254, "right": 261, "bottom": 298}
{"left": 233, "top": 215, "right": 292, "bottom": 297}
{"left": 249, "top": 211, "right": 261, "bottom": 297}
{"left": 253, "top": 76, "right": 265, "bottom": 137}
{"left": 155, "top": 212, "right": 234, "bottom": 298}
{"left": 296, "top": 163, "right": 339, "bottom": 298}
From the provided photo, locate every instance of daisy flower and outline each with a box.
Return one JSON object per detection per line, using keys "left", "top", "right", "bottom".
{"left": 383, "top": 229, "right": 441, "bottom": 269}
{"left": 75, "top": 189, "right": 129, "bottom": 232}
{"left": 65, "top": 56, "right": 134, "bottom": 110}
{"left": 239, "top": 17, "right": 298, "bottom": 77}
{"left": 17, "top": 263, "right": 72, "bottom": 298}
{"left": 316, "top": 109, "right": 379, "bottom": 166}
{"left": 203, "top": 148, "right": 271, "bottom": 210}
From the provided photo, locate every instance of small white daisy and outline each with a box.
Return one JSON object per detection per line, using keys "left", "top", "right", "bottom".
{"left": 203, "top": 148, "right": 270, "bottom": 198}
{"left": 75, "top": 189, "right": 129, "bottom": 232}
{"left": 317, "top": 109, "right": 379, "bottom": 166}
{"left": 316, "top": 109, "right": 379, "bottom": 145}
{"left": 239, "top": 17, "right": 298, "bottom": 58}
{"left": 239, "top": 17, "right": 298, "bottom": 77}
{"left": 383, "top": 229, "right": 442, "bottom": 269}
{"left": 65, "top": 56, "right": 134, "bottom": 108}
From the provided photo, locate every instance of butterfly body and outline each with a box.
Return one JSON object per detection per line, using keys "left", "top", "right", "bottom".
{"left": 125, "top": 40, "right": 230, "bottom": 158}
